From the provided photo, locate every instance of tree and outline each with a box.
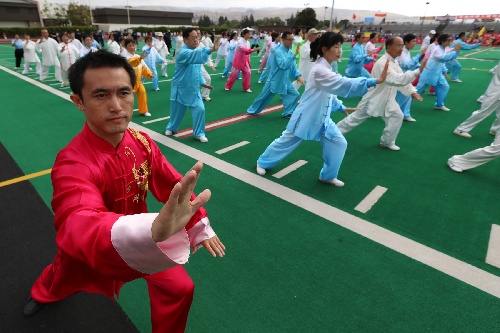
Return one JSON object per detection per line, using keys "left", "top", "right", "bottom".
{"left": 41, "top": 0, "right": 67, "bottom": 26}
{"left": 198, "top": 15, "right": 213, "bottom": 27}
{"left": 295, "top": 7, "right": 318, "bottom": 28}
{"left": 255, "top": 16, "right": 285, "bottom": 27}
{"left": 286, "top": 12, "right": 296, "bottom": 26}
{"left": 66, "top": 1, "right": 91, "bottom": 26}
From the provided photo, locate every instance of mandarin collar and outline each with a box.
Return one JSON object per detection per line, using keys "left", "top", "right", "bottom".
{"left": 82, "top": 123, "right": 126, "bottom": 153}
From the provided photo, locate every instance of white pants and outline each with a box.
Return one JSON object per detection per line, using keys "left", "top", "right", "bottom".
{"left": 61, "top": 69, "right": 69, "bottom": 86}
{"left": 201, "top": 65, "right": 211, "bottom": 99}
{"left": 161, "top": 63, "right": 168, "bottom": 77}
{"left": 456, "top": 99, "right": 500, "bottom": 135}
{"left": 449, "top": 132, "right": 500, "bottom": 170}
{"left": 40, "top": 62, "right": 62, "bottom": 82}
{"left": 337, "top": 107, "right": 404, "bottom": 146}
{"left": 214, "top": 54, "right": 227, "bottom": 68}
{"left": 23, "top": 59, "right": 41, "bottom": 75}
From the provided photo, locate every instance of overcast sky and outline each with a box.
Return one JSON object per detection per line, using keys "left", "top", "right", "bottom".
{"left": 80, "top": 0, "right": 499, "bottom": 17}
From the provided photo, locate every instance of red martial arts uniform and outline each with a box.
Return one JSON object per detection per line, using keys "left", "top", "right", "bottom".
{"left": 31, "top": 124, "right": 216, "bottom": 333}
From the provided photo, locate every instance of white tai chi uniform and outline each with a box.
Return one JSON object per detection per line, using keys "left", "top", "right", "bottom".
{"left": 36, "top": 37, "right": 62, "bottom": 82}
{"left": 455, "top": 60, "right": 500, "bottom": 136}
{"left": 337, "top": 53, "right": 420, "bottom": 148}
{"left": 22, "top": 40, "right": 41, "bottom": 75}
{"left": 213, "top": 37, "right": 228, "bottom": 68}
{"left": 154, "top": 38, "right": 170, "bottom": 77}
{"left": 292, "top": 40, "right": 313, "bottom": 90}
{"left": 197, "top": 43, "right": 214, "bottom": 100}
{"left": 449, "top": 132, "right": 500, "bottom": 170}
{"left": 57, "top": 42, "right": 79, "bottom": 87}
{"left": 107, "top": 40, "right": 121, "bottom": 55}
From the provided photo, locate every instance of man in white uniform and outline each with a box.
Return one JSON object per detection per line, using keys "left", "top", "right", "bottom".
{"left": 292, "top": 28, "right": 319, "bottom": 90}
{"left": 337, "top": 37, "right": 426, "bottom": 151}
{"left": 36, "top": 29, "right": 62, "bottom": 82}
{"left": 421, "top": 30, "right": 435, "bottom": 50}
{"left": 58, "top": 33, "right": 79, "bottom": 88}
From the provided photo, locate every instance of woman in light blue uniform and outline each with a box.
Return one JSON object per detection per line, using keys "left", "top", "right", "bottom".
{"left": 255, "top": 33, "right": 387, "bottom": 187}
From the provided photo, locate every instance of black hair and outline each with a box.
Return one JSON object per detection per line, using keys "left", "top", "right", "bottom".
{"left": 183, "top": 27, "right": 196, "bottom": 39}
{"left": 403, "top": 33, "right": 416, "bottom": 44}
{"left": 437, "top": 34, "right": 450, "bottom": 45}
{"left": 124, "top": 38, "right": 135, "bottom": 47}
{"left": 282, "top": 30, "right": 293, "bottom": 40}
{"left": 310, "top": 32, "right": 344, "bottom": 62}
{"left": 370, "top": 32, "right": 377, "bottom": 39}
{"left": 458, "top": 32, "right": 466, "bottom": 39}
{"left": 241, "top": 29, "right": 250, "bottom": 37}
{"left": 229, "top": 32, "right": 237, "bottom": 40}
{"left": 271, "top": 31, "right": 279, "bottom": 42}
{"left": 430, "top": 32, "right": 441, "bottom": 44}
{"left": 68, "top": 50, "right": 136, "bottom": 100}
{"left": 355, "top": 32, "right": 364, "bottom": 41}
{"left": 385, "top": 36, "right": 399, "bottom": 48}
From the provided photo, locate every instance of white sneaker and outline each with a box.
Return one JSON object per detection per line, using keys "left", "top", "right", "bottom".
{"left": 238, "top": 77, "right": 242, "bottom": 80}
{"left": 428, "top": 92, "right": 436, "bottom": 96}
{"left": 319, "top": 177, "right": 345, "bottom": 187}
{"left": 490, "top": 131, "right": 497, "bottom": 136}
{"left": 225, "top": 88, "right": 230, "bottom": 91}
{"left": 258, "top": 81, "right": 262, "bottom": 84}
{"left": 380, "top": 143, "right": 400, "bottom": 151}
{"left": 195, "top": 136, "right": 208, "bottom": 143}
{"left": 203, "top": 97, "right": 211, "bottom": 101}
{"left": 221, "top": 75, "right": 226, "bottom": 78}
{"left": 165, "top": 130, "right": 173, "bottom": 136}
{"left": 154, "top": 88, "right": 160, "bottom": 91}
{"left": 447, "top": 160, "right": 463, "bottom": 173}
{"left": 245, "top": 89, "right": 252, "bottom": 93}
{"left": 453, "top": 129, "right": 472, "bottom": 138}
{"left": 451, "top": 79, "right": 462, "bottom": 83}
{"left": 141, "top": 112, "right": 152, "bottom": 117}
{"left": 256, "top": 162, "right": 266, "bottom": 175}
{"left": 163, "top": 74, "right": 168, "bottom": 77}
{"left": 404, "top": 116, "right": 416, "bottom": 122}
{"left": 434, "top": 106, "right": 450, "bottom": 111}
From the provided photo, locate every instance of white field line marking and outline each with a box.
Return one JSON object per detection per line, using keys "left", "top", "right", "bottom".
{"left": 142, "top": 116, "right": 170, "bottom": 124}
{"left": 464, "top": 48, "right": 490, "bottom": 57}
{"left": 272, "top": 160, "right": 308, "bottom": 179}
{"left": 355, "top": 186, "right": 388, "bottom": 213}
{"left": 174, "top": 104, "right": 283, "bottom": 137}
{"left": 215, "top": 141, "right": 250, "bottom": 155}
{"left": 144, "top": 78, "right": 172, "bottom": 84}
{"left": 486, "top": 224, "right": 500, "bottom": 269}
{"left": 2, "top": 63, "right": 500, "bottom": 299}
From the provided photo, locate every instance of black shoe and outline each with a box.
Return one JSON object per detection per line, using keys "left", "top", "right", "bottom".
{"left": 23, "top": 297, "right": 45, "bottom": 317}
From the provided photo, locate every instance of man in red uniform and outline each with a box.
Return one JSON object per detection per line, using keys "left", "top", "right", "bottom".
{"left": 23, "top": 50, "right": 225, "bottom": 333}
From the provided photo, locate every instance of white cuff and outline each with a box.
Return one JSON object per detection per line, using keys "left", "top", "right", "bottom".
{"left": 111, "top": 213, "right": 190, "bottom": 274}
{"left": 187, "top": 217, "right": 216, "bottom": 248}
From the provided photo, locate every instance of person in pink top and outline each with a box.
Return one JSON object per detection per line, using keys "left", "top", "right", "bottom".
{"left": 225, "top": 29, "right": 260, "bottom": 92}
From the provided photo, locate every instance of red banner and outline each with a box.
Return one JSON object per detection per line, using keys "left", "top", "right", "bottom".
{"left": 457, "top": 14, "right": 500, "bottom": 20}
{"left": 375, "top": 13, "right": 386, "bottom": 17}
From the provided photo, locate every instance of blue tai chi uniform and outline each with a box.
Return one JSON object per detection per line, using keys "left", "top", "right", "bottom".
{"left": 166, "top": 45, "right": 211, "bottom": 137}
{"left": 257, "top": 57, "right": 377, "bottom": 180}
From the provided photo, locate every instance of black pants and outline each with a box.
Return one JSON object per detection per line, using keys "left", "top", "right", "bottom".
{"left": 14, "top": 49, "right": 24, "bottom": 68}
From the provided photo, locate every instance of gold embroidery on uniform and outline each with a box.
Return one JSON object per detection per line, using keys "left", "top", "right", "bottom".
{"left": 124, "top": 129, "right": 152, "bottom": 203}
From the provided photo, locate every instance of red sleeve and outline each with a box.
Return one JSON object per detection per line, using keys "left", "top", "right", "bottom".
{"left": 51, "top": 150, "right": 145, "bottom": 281}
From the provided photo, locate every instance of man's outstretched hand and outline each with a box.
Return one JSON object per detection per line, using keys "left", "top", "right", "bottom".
{"left": 151, "top": 161, "right": 211, "bottom": 243}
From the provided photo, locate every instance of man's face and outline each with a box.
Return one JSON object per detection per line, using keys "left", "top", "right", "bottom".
{"left": 282, "top": 34, "right": 294, "bottom": 48}
{"left": 41, "top": 30, "right": 49, "bottom": 39}
{"left": 70, "top": 32, "right": 75, "bottom": 39}
{"left": 308, "top": 33, "right": 319, "bottom": 42}
{"left": 387, "top": 37, "right": 404, "bottom": 58}
{"left": 61, "top": 34, "right": 69, "bottom": 43}
{"left": 357, "top": 35, "right": 366, "bottom": 44}
{"left": 70, "top": 67, "right": 134, "bottom": 146}
{"left": 84, "top": 37, "right": 93, "bottom": 47}
{"left": 184, "top": 30, "right": 199, "bottom": 49}
{"left": 406, "top": 38, "right": 417, "bottom": 50}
